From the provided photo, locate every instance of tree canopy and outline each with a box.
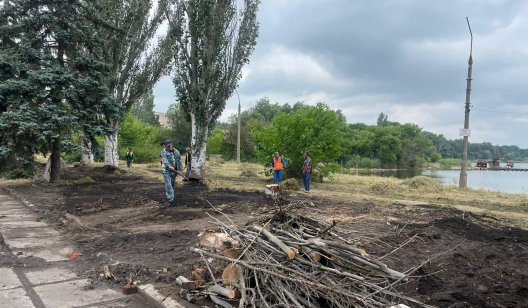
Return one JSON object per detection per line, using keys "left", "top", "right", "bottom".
{"left": 165, "top": 0, "right": 260, "bottom": 179}
{"left": 0, "top": 0, "right": 115, "bottom": 180}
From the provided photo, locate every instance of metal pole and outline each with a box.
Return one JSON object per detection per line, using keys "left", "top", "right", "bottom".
{"left": 459, "top": 17, "right": 473, "bottom": 189}
{"left": 235, "top": 89, "right": 241, "bottom": 164}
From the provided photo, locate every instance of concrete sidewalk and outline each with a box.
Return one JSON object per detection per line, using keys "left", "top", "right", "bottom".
{"left": 0, "top": 191, "right": 158, "bottom": 308}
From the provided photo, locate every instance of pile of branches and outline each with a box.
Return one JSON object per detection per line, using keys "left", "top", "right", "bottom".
{"left": 186, "top": 200, "right": 430, "bottom": 308}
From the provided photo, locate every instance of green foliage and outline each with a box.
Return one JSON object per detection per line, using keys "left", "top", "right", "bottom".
{"left": 130, "top": 90, "right": 160, "bottom": 126}
{"left": 118, "top": 113, "right": 161, "bottom": 163}
{"left": 255, "top": 103, "right": 347, "bottom": 179}
{"left": 165, "top": 103, "right": 192, "bottom": 151}
{"left": 312, "top": 162, "right": 341, "bottom": 182}
{"left": 166, "top": 0, "right": 260, "bottom": 161}
{"left": 347, "top": 120, "right": 430, "bottom": 168}
{"left": 220, "top": 98, "right": 288, "bottom": 161}
{"left": 341, "top": 155, "right": 381, "bottom": 169}
{"left": 439, "top": 158, "right": 461, "bottom": 169}
{"left": 207, "top": 130, "right": 224, "bottom": 155}
{"left": 0, "top": 0, "right": 116, "bottom": 179}
{"left": 423, "top": 131, "right": 528, "bottom": 161}
{"left": 88, "top": 0, "right": 176, "bottom": 167}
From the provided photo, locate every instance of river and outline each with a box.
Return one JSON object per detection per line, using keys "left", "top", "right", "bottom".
{"left": 355, "top": 163, "right": 528, "bottom": 194}
{"left": 422, "top": 163, "right": 528, "bottom": 194}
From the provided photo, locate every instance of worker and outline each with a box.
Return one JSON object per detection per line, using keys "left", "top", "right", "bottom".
{"left": 125, "top": 148, "right": 134, "bottom": 168}
{"left": 302, "top": 151, "right": 312, "bottom": 192}
{"left": 160, "top": 140, "right": 183, "bottom": 204}
{"left": 271, "top": 151, "right": 287, "bottom": 184}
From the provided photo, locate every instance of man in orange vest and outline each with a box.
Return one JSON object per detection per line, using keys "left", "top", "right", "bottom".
{"left": 271, "top": 151, "right": 287, "bottom": 184}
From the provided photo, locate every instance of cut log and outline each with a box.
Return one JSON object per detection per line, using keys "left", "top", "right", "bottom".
{"left": 210, "top": 295, "right": 234, "bottom": 308}
{"left": 253, "top": 226, "right": 298, "bottom": 260}
{"left": 222, "top": 264, "right": 239, "bottom": 284}
{"left": 208, "top": 284, "right": 236, "bottom": 299}
{"left": 302, "top": 247, "right": 321, "bottom": 262}
{"left": 175, "top": 276, "right": 191, "bottom": 286}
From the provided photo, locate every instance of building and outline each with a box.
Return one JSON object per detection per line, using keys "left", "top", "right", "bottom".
{"left": 155, "top": 112, "right": 170, "bottom": 128}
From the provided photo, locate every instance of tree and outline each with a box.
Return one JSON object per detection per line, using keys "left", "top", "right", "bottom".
{"left": 165, "top": 0, "right": 260, "bottom": 179}
{"left": 0, "top": 0, "right": 115, "bottom": 181}
{"left": 166, "top": 102, "right": 192, "bottom": 151}
{"left": 255, "top": 103, "right": 348, "bottom": 179}
{"left": 118, "top": 112, "right": 161, "bottom": 163}
{"left": 130, "top": 90, "right": 160, "bottom": 126}
{"left": 85, "top": 0, "right": 176, "bottom": 170}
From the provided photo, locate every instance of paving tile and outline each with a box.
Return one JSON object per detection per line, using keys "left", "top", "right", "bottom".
{"left": 25, "top": 267, "right": 78, "bottom": 285}
{"left": 4, "top": 236, "right": 65, "bottom": 249}
{"left": 34, "top": 279, "right": 124, "bottom": 308}
{"left": 0, "top": 208, "right": 35, "bottom": 215}
{"left": 0, "top": 221, "right": 48, "bottom": 230}
{"left": 0, "top": 287, "right": 35, "bottom": 308}
{"left": 2, "top": 227, "right": 61, "bottom": 239}
{"left": 0, "top": 213, "right": 37, "bottom": 222}
{"left": 0, "top": 268, "right": 21, "bottom": 290}
{"left": 13, "top": 245, "right": 75, "bottom": 262}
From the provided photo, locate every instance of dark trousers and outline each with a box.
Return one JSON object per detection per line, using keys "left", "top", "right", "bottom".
{"left": 303, "top": 172, "right": 311, "bottom": 191}
{"left": 273, "top": 170, "right": 283, "bottom": 183}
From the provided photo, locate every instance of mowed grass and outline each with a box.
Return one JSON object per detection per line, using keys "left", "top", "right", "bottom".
{"left": 202, "top": 157, "right": 528, "bottom": 229}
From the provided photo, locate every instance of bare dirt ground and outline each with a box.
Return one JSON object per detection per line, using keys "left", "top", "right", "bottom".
{"left": 3, "top": 166, "right": 528, "bottom": 307}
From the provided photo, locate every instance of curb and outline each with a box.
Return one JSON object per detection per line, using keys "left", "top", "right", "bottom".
{"left": 138, "top": 284, "right": 187, "bottom": 308}
{"left": 0, "top": 186, "right": 37, "bottom": 209}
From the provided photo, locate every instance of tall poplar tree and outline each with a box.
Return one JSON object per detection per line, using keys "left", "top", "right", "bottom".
{"left": 86, "top": 0, "right": 176, "bottom": 170}
{"left": 165, "top": 0, "right": 260, "bottom": 179}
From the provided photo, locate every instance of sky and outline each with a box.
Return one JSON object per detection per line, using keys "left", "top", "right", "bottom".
{"left": 153, "top": 0, "right": 528, "bottom": 148}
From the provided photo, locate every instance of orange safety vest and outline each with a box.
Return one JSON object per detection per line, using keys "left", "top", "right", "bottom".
{"left": 273, "top": 156, "right": 284, "bottom": 171}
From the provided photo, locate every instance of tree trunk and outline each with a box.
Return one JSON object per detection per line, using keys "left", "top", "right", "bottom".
{"left": 190, "top": 113, "right": 208, "bottom": 180}
{"left": 104, "top": 120, "right": 119, "bottom": 171}
{"left": 49, "top": 139, "right": 61, "bottom": 183}
{"left": 80, "top": 130, "right": 94, "bottom": 165}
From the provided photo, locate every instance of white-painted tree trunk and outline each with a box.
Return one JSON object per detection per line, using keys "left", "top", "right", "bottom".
{"left": 79, "top": 130, "right": 94, "bottom": 165}
{"left": 190, "top": 113, "right": 208, "bottom": 180}
{"left": 42, "top": 157, "right": 51, "bottom": 182}
{"left": 104, "top": 121, "right": 119, "bottom": 170}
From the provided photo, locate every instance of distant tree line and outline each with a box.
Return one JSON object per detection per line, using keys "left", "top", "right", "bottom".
{"left": 203, "top": 103, "right": 528, "bottom": 174}
{"left": 64, "top": 97, "right": 528, "bottom": 180}
{"left": 422, "top": 131, "right": 528, "bottom": 161}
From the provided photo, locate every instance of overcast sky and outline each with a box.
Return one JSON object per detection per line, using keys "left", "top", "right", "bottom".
{"left": 154, "top": 0, "right": 528, "bottom": 148}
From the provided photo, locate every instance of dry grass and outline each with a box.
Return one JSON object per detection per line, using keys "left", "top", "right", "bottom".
{"left": 2, "top": 156, "right": 527, "bottom": 229}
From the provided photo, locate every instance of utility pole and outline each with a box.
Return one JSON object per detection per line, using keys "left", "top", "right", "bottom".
{"left": 459, "top": 17, "right": 473, "bottom": 189}
{"left": 235, "top": 89, "right": 241, "bottom": 164}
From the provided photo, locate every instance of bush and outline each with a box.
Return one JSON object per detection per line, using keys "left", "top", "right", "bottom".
{"left": 343, "top": 155, "right": 380, "bottom": 169}
{"left": 312, "top": 162, "right": 341, "bottom": 182}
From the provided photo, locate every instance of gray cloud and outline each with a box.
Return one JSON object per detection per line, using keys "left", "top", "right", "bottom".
{"left": 154, "top": 0, "right": 528, "bottom": 147}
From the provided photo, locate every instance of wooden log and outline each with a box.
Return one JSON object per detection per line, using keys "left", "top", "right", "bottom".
{"left": 175, "top": 276, "right": 190, "bottom": 286}
{"left": 210, "top": 295, "right": 233, "bottom": 308}
{"left": 302, "top": 246, "right": 321, "bottom": 262}
{"left": 222, "top": 264, "right": 239, "bottom": 284}
{"left": 306, "top": 237, "right": 328, "bottom": 248}
{"left": 208, "top": 284, "right": 236, "bottom": 299}
{"left": 253, "top": 226, "right": 298, "bottom": 260}
{"left": 325, "top": 240, "right": 367, "bottom": 257}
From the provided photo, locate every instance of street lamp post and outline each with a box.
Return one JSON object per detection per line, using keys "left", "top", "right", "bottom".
{"left": 459, "top": 17, "right": 473, "bottom": 189}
